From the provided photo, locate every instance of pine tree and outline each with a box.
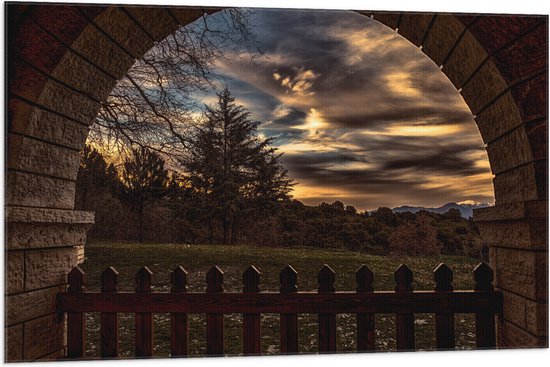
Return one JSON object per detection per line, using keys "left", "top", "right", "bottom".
{"left": 75, "top": 145, "right": 117, "bottom": 210}
{"left": 116, "top": 147, "right": 169, "bottom": 243}
{"left": 181, "top": 88, "right": 293, "bottom": 244}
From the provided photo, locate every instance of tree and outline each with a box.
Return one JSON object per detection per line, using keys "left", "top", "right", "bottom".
{"left": 89, "top": 9, "right": 260, "bottom": 158}
{"left": 345, "top": 205, "right": 357, "bottom": 215}
{"left": 116, "top": 147, "right": 170, "bottom": 242}
{"left": 389, "top": 215, "right": 441, "bottom": 256}
{"left": 75, "top": 145, "right": 117, "bottom": 211}
{"left": 181, "top": 88, "right": 293, "bottom": 244}
{"left": 371, "top": 207, "right": 399, "bottom": 227}
{"left": 443, "top": 208, "right": 462, "bottom": 221}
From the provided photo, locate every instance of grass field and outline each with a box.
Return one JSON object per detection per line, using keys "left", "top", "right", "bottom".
{"left": 79, "top": 241, "right": 482, "bottom": 358}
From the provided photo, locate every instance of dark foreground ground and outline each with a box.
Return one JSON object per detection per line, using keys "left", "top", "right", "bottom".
{"left": 79, "top": 241, "right": 481, "bottom": 357}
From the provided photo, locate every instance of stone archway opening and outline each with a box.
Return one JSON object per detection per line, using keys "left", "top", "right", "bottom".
{"left": 6, "top": 4, "right": 547, "bottom": 361}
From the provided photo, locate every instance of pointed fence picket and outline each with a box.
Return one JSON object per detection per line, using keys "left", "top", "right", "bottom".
{"left": 58, "top": 262, "right": 502, "bottom": 358}
{"left": 100, "top": 267, "right": 119, "bottom": 358}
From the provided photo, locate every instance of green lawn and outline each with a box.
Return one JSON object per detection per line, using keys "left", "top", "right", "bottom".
{"left": 79, "top": 241, "right": 482, "bottom": 358}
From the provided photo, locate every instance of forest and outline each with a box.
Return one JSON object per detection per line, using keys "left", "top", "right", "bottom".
{"left": 76, "top": 88, "right": 483, "bottom": 259}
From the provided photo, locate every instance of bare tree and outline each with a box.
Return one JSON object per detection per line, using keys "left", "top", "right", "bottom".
{"left": 89, "top": 9, "right": 260, "bottom": 160}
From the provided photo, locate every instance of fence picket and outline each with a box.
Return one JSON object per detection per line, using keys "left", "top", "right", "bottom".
{"left": 67, "top": 267, "right": 85, "bottom": 359}
{"left": 395, "top": 264, "right": 415, "bottom": 351}
{"left": 356, "top": 265, "right": 375, "bottom": 351}
{"left": 100, "top": 267, "right": 119, "bottom": 358}
{"left": 170, "top": 266, "right": 189, "bottom": 357}
{"left": 434, "top": 263, "right": 455, "bottom": 350}
{"left": 243, "top": 266, "right": 261, "bottom": 355}
{"left": 135, "top": 267, "right": 153, "bottom": 357}
{"left": 318, "top": 265, "right": 337, "bottom": 352}
{"left": 280, "top": 265, "right": 299, "bottom": 354}
{"left": 206, "top": 266, "right": 224, "bottom": 356}
{"left": 474, "top": 263, "right": 496, "bottom": 349}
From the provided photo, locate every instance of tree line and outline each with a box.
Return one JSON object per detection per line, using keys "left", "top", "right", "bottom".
{"left": 76, "top": 89, "right": 483, "bottom": 258}
{"left": 77, "top": 89, "right": 292, "bottom": 245}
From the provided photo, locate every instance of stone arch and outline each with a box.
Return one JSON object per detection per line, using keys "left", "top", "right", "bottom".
{"left": 6, "top": 4, "right": 548, "bottom": 360}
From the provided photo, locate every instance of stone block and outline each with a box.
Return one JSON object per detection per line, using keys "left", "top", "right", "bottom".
{"left": 12, "top": 61, "right": 99, "bottom": 127}
{"left": 497, "top": 319, "right": 547, "bottom": 348}
{"left": 5, "top": 324, "right": 23, "bottom": 361}
{"left": 51, "top": 51, "right": 116, "bottom": 102}
{"left": 23, "top": 314, "right": 66, "bottom": 360}
{"left": 12, "top": 18, "right": 68, "bottom": 74}
{"left": 7, "top": 133, "right": 81, "bottom": 180}
{"left": 422, "top": 14, "right": 465, "bottom": 66}
{"left": 475, "top": 91, "right": 523, "bottom": 144}
{"left": 477, "top": 219, "right": 547, "bottom": 250}
{"left": 6, "top": 251, "right": 24, "bottom": 294}
{"left": 8, "top": 59, "right": 49, "bottom": 102}
{"left": 124, "top": 6, "right": 179, "bottom": 41}
{"left": 468, "top": 15, "right": 541, "bottom": 55}
{"left": 493, "top": 162, "right": 544, "bottom": 204}
{"left": 6, "top": 285, "right": 66, "bottom": 325}
{"left": 500, "top": 291, "right": 548, "bottom": 336}
{"left": 38, "top": 78, "right": 100, "bottom": 125}
{"left": 70, "top": 23, "right": 135, "bottom": 79}
{"left": 492, "top": 23, "right": 547, "bottom": 85}
{"left": 473, "top": 200, "right": 547, "bottom": 222}
{"left": 7, "top": 223, "right": 90, "bottom": 250}
{"left": 492, "top": 247, "right": 547, "bottom": 301}
{"left": 9, "top": 98, "right": 90, "bottom": 150}
{"left": 91, "top": 7, "right": 153, "bottom": 58}
{"left": 170, "top": 8, "right": 207, "bottom": 27}
{"left": 29, "top": 5, "right": 103, "bottom": 47}
{"left": 372, "top": 12, "right": 400, "bottom": 30}
{"left": 461, "top": 59, "right": 509, "bottom": 115}
{"left": 524, "top": 119, "right": 547, "bottom": 162}
{"left": 397, "top": 13, "right": 434, "bottom": 46}
{"left": 6, "top": 206, "right": 94, "bottom": 223}
{"left": 25, "top": 247, "right": 80, "bottom": 290}
{"left": 510, "top": 71, "right": 547, "bottom": 122}
{"left": 486, "top": 125, "right": 533, "bottom": 175}
{"left": 443, "top": 30, "right": 488, "bottom": 89}
{"left": 6, "top": 171, "right": 76, "bottom": 209}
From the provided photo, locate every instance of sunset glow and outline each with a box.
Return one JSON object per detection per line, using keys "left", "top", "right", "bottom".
{"left": 202, "top": 9, "right": 495, "bottom": 210}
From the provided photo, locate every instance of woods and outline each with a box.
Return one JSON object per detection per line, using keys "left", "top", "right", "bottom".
{"left": 77, "top": 89, "right": 296, "bottom": 247}
{"left": 76, "top": 89, "right": 483, "bottom": 257}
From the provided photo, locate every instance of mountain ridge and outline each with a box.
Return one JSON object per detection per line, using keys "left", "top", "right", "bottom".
{"left": 391, "top": 202, "right": 492, "bottom": 219}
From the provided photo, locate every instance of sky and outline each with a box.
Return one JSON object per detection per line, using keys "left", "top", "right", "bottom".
{"left": 202, "top": 9, "right": 495, "bottom": 211}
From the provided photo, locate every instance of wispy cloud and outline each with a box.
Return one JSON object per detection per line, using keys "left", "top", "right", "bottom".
{"left": 203, "top": 9, "right": 494, "bottom": 210}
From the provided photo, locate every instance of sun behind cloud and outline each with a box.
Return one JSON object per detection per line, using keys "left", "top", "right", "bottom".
{"left": 208, "top": 9, "right": 494, "bottom": 210}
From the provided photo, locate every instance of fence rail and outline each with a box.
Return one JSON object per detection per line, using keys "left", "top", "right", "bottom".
{"left": 56, "top": 262, "right": 502, "bottom": 358}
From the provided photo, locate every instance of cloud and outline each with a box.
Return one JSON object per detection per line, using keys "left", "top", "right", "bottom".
{"left": 202, "top": 9, "right": 494, "bottom": 210}
{"left": 273, "top": 67, "right": 320, "bottom": 94}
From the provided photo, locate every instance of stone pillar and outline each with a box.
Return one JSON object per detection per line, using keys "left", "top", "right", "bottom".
{"left": 474, "top": 200, "right": 548, "bottom": 348}
{"left": 5, "top": 207, "right": 94, "bottom": 361}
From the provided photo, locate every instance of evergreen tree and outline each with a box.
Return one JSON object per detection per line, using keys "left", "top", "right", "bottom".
{"left": 181, "top": 88, "right": 293, "bottom": 244}
{"left": 116, "top": 147, "right": 169, "bottom": 242}
{"left": 75, "top": 145, "right": 117, "bottom": 210}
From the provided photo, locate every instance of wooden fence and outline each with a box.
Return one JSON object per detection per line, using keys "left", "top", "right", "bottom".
{"left": 56, "top": 263, "right": 502, "bottom": 358}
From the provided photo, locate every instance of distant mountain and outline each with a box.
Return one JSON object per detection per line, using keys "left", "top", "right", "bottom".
{"left": 391, "top": 202, "right": 492, "bottom": 219}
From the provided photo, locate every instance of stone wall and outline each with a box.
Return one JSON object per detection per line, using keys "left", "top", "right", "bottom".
{"left": 5, "top": 207, "right": 94, "bottom": 360}
{"left": 5, "top": 5, "right": 205, "bottom": 361}
{"left": 475, "top": 201, "right": 548, "bottom": 347}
